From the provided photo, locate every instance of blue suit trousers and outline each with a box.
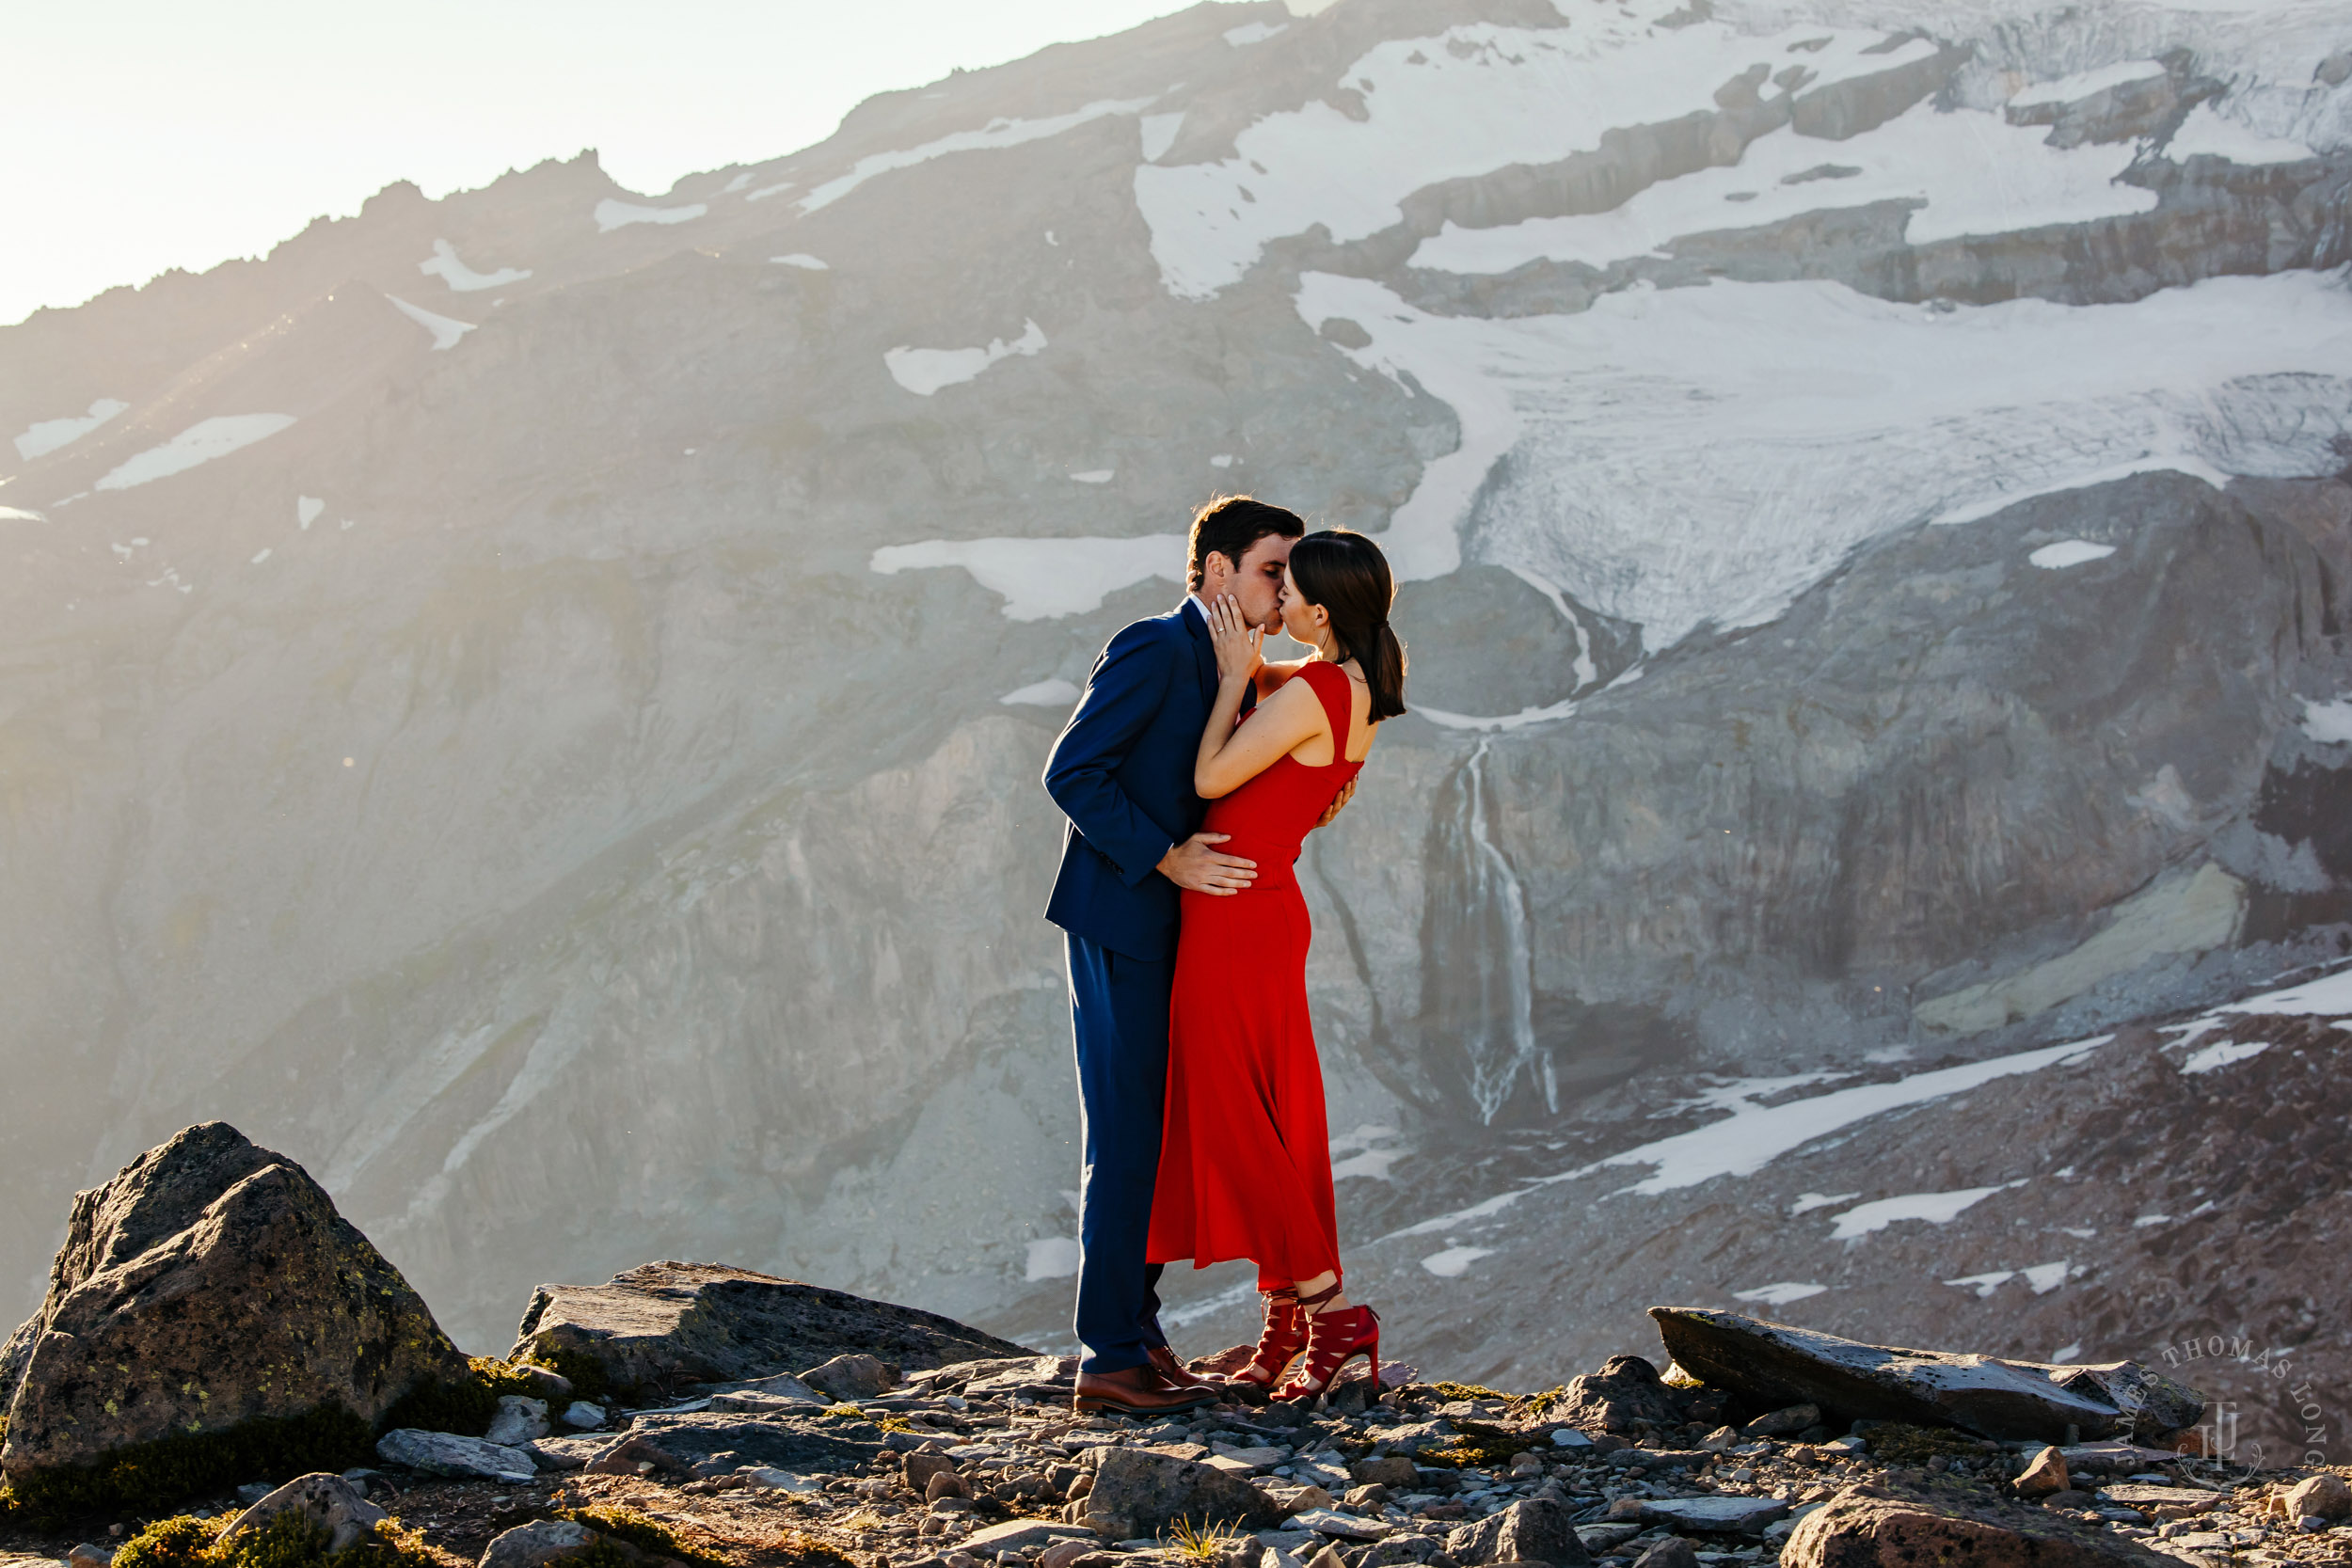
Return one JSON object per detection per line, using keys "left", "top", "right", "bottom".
{"left": 1066, "top": 932, "right": 1170, "bottom": 1373}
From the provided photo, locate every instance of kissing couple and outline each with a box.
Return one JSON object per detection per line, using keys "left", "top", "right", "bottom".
{"left": 1041, "top": 495, "right": 1408, "bottom": 1415}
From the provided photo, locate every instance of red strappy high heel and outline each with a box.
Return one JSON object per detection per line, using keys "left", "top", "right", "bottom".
{"left": 1273, "top": 1282, "right": 1380, "bottom": 1403}
{"left": 1227, "top": 1287, "right": 1306, "bottom": 1388}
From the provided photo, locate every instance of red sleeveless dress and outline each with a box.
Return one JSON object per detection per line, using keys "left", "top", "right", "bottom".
{"left": 1148, "top": 659, "right": 1364, "bottom": 1288}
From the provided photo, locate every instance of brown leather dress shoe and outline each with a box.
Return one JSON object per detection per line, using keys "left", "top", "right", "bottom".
{"left": 1072, "top": 1361, "right": 1216, "bottom": 1416}
{"left": 1147, "top": 1342, "right": 1224, "bottom": 1392}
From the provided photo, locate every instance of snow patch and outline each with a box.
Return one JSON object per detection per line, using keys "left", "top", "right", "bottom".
{"left": 1733, "top": 1281, "right": 1829, "bottom": 1306}
{"left": 1136, "top": 13, "right": 1939, "bottom": 299}
{"left": 595, "top": 198, "right": 707, "bottom": 231}
{"left": 2300, "top": 698, "right": 2352, "bottom": 744}
{"left": 418, "top": 239, "right": 529, "bottom": 292}
{"left": 2166, "top": 101, "right": 2318, "bottom": 165}
{"left": 869, "top": 532, "right": 1186, "bottom": 620}
{"left": 0, "top": 506, "right": 45, "bottom": 522}
{"left": 1225, "top": 21, "right": 1288, "bottom": 45}
{"left": 1416, "top": 699, "right": 1580, "bottom": 732}
{"left": 2217, "top": 965, "right": 2352, "bottom": 1018}
{"left": 1139, "top": 112, "right": 1184, "bottom": 163}
{"left": 1789, "top": 1190, "right": 1861, "bottom": 1216}
{"left": 2181, "top": 1038, "right": 2270, "bottom": 1074}
{"left": 1421, "top": 1245, "right": 1494, "bottom": 1278}
{"left": 2022, "top": 1260, "right": 2071, "bottom": 1293}
{"left": 14, "top": 398, "right": 128, "bottom": 461}
{"left": 1000, "top": 678, "right": 1081, "bottom": 706}
{"left": 1069, "top": 469, "right": 1115, "bottom": 483}
{"left": 1210, "top": 453, "right": 1234, "bottom": 467}
{"left": 2028, "top": 539, "right": 2118, "bottom": 569}
{"left": 885, "top": 319, "right": 1047, "bottom": 396}
{"left": 250, "top": 547, "right": 272, "bottom": 564}
{"left": 1827, "top": 1183, "right": 2014, "bottom": 1240}
{"left": 2008, "top": 58, "right": 2169, "bottom": 108}
{"left": 1025, "top": 1237, "right": 1081, "bottom": 1280}
{"left": 1409, "top": 103, "right": 2153, "bottom": 277}
{"left": 94, "top": 415, "right": 297, "bottom": 492}
{"left": 388, "top": 295, "right": 475, "bottom": 350}
{"left": 802, "top": 96, "right": 1157, "bottom": 214}
{"left": 1944, "top": 1270, "right": 2014, "bottom": 1298}
{"left": 1294, "top": 270, "right": 2350, "bottom": 641}
{"left": 771, "top": 253, "right": 829, "bottom": 270}
{"left": 297, "top": 496, "right": 324, "bottom": 529}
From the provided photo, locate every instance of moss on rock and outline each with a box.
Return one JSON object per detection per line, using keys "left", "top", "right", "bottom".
{"left": 1, "top": 1404, "right": 375, "bottom": 1526}
{"left": 111, "top": 1506, "right": 436, "bottom": 1568}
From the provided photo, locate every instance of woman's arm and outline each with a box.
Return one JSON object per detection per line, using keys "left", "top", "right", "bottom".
{"left": 1196, "top": 596, "right": 1329, "bottom": 799}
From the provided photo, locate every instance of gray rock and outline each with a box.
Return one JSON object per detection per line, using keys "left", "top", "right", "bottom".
{"left": 961, "top": 1520, "right": 1094, "bottom": 1557}
{"left": 561, "top": 1402, "right": 607, "bottom": 1429}
{"left": 521, "top": 1435, "right": 606, "bottom": 1472}
{"left": 1649, "top": 1308, "right": 2201, "bottom": 1444}
{"left": 478, "top": 1519, "right": 605, "bottom": 1568}
{"left": 1293, "top": 1509, "right": 1391, "bottom": 1542}
{"left": 375, "top": 1429, "right": 539, "bottom": 1482}
{"left": 0, "top": 1124, "right": 469, "bottom": 1477}
{"left": 222, "top": 1472, "right": 389, "bottom": 1553}
{"left": 1740, "top": 1403, "right": 1820, "bottom": 1437}
{"left": 741, "top": 1466, "right": 820, "bottom": 1493}
{"left": 1084, "top": 1447, "right": 1291, "bottom": 1540}
{"left": 2016, "top": 1447, "right": 2071, "bottom": 1497}
{"left": 1637, "top": 1497, "right": 1788, "bottom": 1535}
{"left": 485, "top": 1395, "right": 551, "bottom": 1447}
{"left": 1445, "top": 1498, "right": 1591, "bottom": 1566}
{"left": 801, "top": 1353, "right": 896, "bottom": 1402}
{"left": 509, "top": 1263, "right": 1028, "bottom": 1405}
{"left": 1549, "top": 1358, "right": 1684, "bottom": 1435}
{"left": 1629, "top": 1542, "right": 1697, "bottom": 1568}
{"left": 67, "top": 1545, "right": 115, "bottom": 1568}
{"left": 235, "top": 1483, "right": 274, "bottom": 1506}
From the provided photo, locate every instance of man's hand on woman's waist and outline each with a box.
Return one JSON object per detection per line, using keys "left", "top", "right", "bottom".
{"left": 1158, "top": 832, "right": 1257, "bottom": 895}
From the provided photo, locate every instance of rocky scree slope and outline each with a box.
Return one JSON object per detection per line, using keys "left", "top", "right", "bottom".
{"left": 2, "top": 0, "right": 2350, "bottom": 1385}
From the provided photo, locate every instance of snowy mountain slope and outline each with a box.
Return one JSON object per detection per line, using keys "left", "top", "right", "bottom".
{"left": 2, "top": 0, "right": 2347, "bottom": 1369}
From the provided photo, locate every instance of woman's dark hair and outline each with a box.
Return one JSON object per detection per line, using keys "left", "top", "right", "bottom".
{"left": 1187, "top": 494, "right": 1306, "bottom": 590}
{"left": 1287, "top": 529, "right": 1406, "bottom": 721}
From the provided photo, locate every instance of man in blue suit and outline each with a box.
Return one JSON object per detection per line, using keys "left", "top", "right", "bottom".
{"left": 1042, "top": 495, "right": 1309, "bottom": 1414}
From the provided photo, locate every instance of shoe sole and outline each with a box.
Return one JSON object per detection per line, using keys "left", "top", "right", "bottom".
{"left": 1071, "top": 1387, "right": 1216, "bottom": 1416}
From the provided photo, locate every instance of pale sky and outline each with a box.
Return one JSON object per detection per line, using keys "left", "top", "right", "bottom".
{"left": 0, "top": 0, "right": 1213, "bottom": 327}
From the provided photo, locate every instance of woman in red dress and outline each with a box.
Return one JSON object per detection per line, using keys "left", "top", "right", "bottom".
{"left": 1147, "top": 529, "right": 1408, "bottom": 1402}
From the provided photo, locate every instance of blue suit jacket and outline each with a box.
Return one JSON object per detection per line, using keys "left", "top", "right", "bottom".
{"left": 1042, "top": 601, "right": 1222, "bottom": 962}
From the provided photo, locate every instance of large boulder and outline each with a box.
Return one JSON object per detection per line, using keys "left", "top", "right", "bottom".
{"left": 218, "top": 1473, "right": 388, "bottom": 1553}
{"left": 0, "top": 1123, "right": 469, "bottom": 1477}
{"left": 1782, "top": 1481, "right": 2173, "bottom": 1567}
{"left": 1650, "top": 1308, "right": 2202, "bottom": 1444}
{"left": 508, "top": 1260, "right": 1033, "bottom": 1404}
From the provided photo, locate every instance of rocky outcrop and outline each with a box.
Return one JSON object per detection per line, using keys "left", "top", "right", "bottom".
{"left": 0, "top": 1123, "right": 468, "bottom": 1477}
{"left": 1445, "top": 1497, "right": 1591, "bottom": 1564}
{"left": 1649, "top": 1309, "right": 2202, "bottom": 1444}
{"left": 1781, "top": 1481, "right": 2173, "bottom": 1567}
{"left": 509, "top": 1261, "right": 1032, "bottom": 1405}
{"left": 1550, "top": 1356, "right": 1689, "bottom": 1435}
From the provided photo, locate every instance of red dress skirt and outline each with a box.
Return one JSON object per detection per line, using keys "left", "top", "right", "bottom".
{"left": 1148, "top": 659, "right": 1364, "bottom": 1288}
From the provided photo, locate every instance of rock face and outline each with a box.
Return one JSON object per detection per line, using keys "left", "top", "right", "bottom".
{"left": 0, "top": 1123, "right": 468, "bottom": 1476}
{"left": 374, "top": 1429, "right": 537, "bottom": 1482}
{"left": 509, "top": 1261, "right": 1031, "bottom": 1402}
{"left": 1649, "top": 1308, "right": 2201, "bottom": 1444}
{"left": 1781, "top": 1481, "right": 2172, "bottom": 1567}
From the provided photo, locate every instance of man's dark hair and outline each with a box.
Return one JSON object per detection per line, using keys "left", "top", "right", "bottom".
{"left": 1186, "top": 495, "right": 1306, "bottom": 592}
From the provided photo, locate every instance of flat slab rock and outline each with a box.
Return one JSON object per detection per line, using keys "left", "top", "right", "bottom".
{"left": 621, "top": 1412, "right": 885, "bottom": 1475}
{"left": 1651, "top": 1307, "right": 2203, "bottom": 1444}
{"left": 376, "top": 1429, "right": 537, "bottom": 1482}
{"left": 1640, "top": 1497, "right": 1790, "bottom": 1533}
{"left": 509, "top": 1260, "right": 1034, "bottom": 1404}
{"left": 1783, "top": 1480, "right": 2174, "bottom": 1567}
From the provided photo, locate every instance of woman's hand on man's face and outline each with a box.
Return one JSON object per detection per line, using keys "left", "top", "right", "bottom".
{"left": 1209, "top": 593, "right": 1265, "bottom": 685}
